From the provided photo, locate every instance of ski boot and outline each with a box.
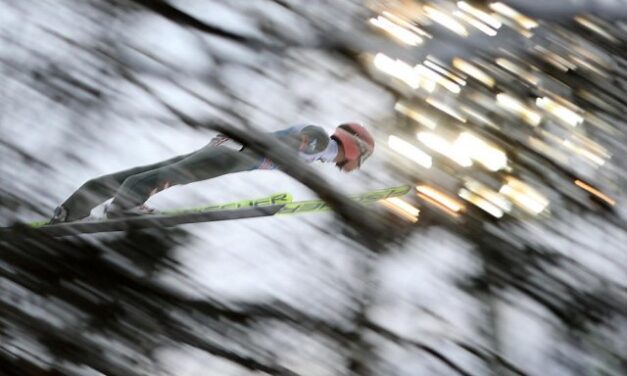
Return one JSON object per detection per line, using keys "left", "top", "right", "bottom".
{"left": 105, "top": 202, "right": 157, "bottom": 219}
{"left": 49, "top": 205, "right": 69, "bottom": 224}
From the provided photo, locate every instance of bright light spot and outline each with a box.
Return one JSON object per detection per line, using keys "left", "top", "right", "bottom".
{"left": 457, "top": 1, "right": 502, "bottom": 29}
{"left": 461, "top": 106, "right": 498, "bottom": 129}
{"left": 373, "top": 53, "right": 419, "bottom": 88}
{"left": 495, "top": 58, "right": 539, "bottom": 85}
{"left": 424, "top": 5, "right": 469, "bottom": 36}
{"left": 496, "top": 93, "right": 542, "bottom": 126}
{"left": 454, "top": 132, "right": 507, "bottom": 171}
{"left": 417, "top": 132, "right": 473, "bottom": 167}
{"left": 496, "top": 58, "right": 540, "bottom": 85}
{"left": 424, "top": 58, "right": 466, "bottom": 86}
{"left": 417, "top": 185, "right": 465, "bottom": 215}
{"left": 490, "top": 2, "right": 538, "bottom": 29}
{"left": 453, "top": 10, "right": 498, "bottom": 36}
{"left": 369, "top": 14, "right": 424, "bottom": 46}
{"left": 381, "top": 197, "right": 420, "bottom": 222}
{"left": 574, "top": 180, "right": 616, "bottom": 206}
{"left": 426, "top": 98, "right": 467, "bottom": 122}
{"left": 415, "top": 64, "right": 461, "bottom": 94}
{"left": 388, "top": 135, "right": 433, "bottom": 168}
{"left": 499, "top": 177, "right": 549, "bottom": 215}
{"left": 534, "top": 46, "right": 576, "bottom": 71}
{"left": 496, "top": 93, "right": 523, "bottom": 111}
{"left": 394, "top": 102, "right": 438, "bottom": 129}
{"left": 458, "top": 188, "right": 504, "bottom": 218}
{"left": 571, "top": 56, "right": 607, "bottom": 77}
{"left": 372, "top": 56, "right": 464, "bottom": 93}
{"left": 536, "top": 97, "right": 583, "bottom": 127}
{"left": 383, "top": 11, "right": 432, "bottom": 37}
{"left": 453, "top": 58, "right": 495, "bottom": 87}
{"left": 496, "top": 58, "right": 518, "bottom": 72}
{"left": 464, "top": 179, "right": 512, "bottom": 212}
{"left": 574, "top": 16, "right": 618, "bottom": 43}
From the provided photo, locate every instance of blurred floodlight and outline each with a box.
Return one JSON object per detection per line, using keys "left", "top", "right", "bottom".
{"left": 500, "top": 177, "right": 549, "bottom": 215}
{"left": 535, "top": 46, "right": 576, "bottom": 71}
{"left": 369, "top": 13, "right": 424, "bottom": 46}
{"left": 373, "top": 53, "right": 419, "bottom": 88}
{"left": 454, "top": 132, "right": 507, "bottom": 171}
{"left": 461, "top": 105, "right": 498, "bottom": 129}
{"left": 417, "top": 132, "right": 473, "bottom": 167}
{"left": 536, "top": 97, "right": 583, "bottom": 127}
{"left": 381, "top": 197, "right": 420, "bottom": 222}
{"left": 426, "top": 98, "right": 466, "bottom": 122}
{"left": 453, "top": 58, "right": 495, "bottom": 87}
{"left": 496, "top": 93, "right": 542, "bottom": 126}
{"left": 394, "top": 102, "right": 438, "bottom": 129}
{"left": 496, "top": 58, "right": 540, "bottom": 86}
{"left": 425, "top": 58, "right": 466, "bottom": 86}
{"left": 574, "top": 180, "right": 616, "bottom": 206}
{"left": 457, "top": 2, "right": 502, "bottom": 29}
{"left": 465, "top": 179, "right": 512, "bottom": 212}
{"left": 489, "top": 2, "right": 538, "bottom": 30}
{"left": 458, "top": 188, "right": 504, "bottom": 218}
{"left": 495, "top": 58, "right": 520, "bottom": 74}
{"left": 423, "top": 5, "right": 469, "bottom": 37}
{"left": 372, "top": 53, "right": 467, "bottom": 94}
{"left": 416, "top": 185, "right": 465, "bottom": 216}
{"left": 571, "top": 56, "right": 608, "bottom": 77}
{"left": 388, "top": 135, "right": 433, "bottom": 168}
{"left": 574, "top": 16, "right": 618, "bottom": 43}
{"left": 453, "top": 10, "right": 498, "bottom": 36}
{"left": 416, "top": 64, "right": 461, "bottom": 94}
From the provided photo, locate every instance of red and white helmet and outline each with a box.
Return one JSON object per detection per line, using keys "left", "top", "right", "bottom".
{"left": 332, "top": 122, "right": 375, "bottom": 167}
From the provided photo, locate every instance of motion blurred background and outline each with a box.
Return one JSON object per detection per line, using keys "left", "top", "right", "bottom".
{"left": 1, "top": 0, "right": 626, "bottom": 375}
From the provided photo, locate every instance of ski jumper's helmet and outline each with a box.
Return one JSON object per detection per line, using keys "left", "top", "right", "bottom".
{"left": 332, "top": 123, "right": 375, "bottom": 166}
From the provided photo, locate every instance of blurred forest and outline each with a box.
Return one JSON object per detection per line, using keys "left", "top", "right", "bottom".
{"left": 1, "top": 1, "right": 626, "bottom": 375}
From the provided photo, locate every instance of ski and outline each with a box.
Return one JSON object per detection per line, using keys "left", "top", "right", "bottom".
{"left": 26, "top": 192, "right": 294, "bottom": 228}
{"left": 2, "top": 205, "right": 285, "bottom": 238}
{"left": 1, "top": 185, "right": 411, "bottom": 238}
{"left": 156, "top": 185, "right": 410, "bottom": 216}
{"left": 278, "top": 185, "right": 411, "bottom": 215}
{"left": 165, "top": 193, "right": 293, "bottom": 215}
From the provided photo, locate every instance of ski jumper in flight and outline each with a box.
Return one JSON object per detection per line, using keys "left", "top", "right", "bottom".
{"left": 50, "top": 123, "right": 375, "bottom": 223}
